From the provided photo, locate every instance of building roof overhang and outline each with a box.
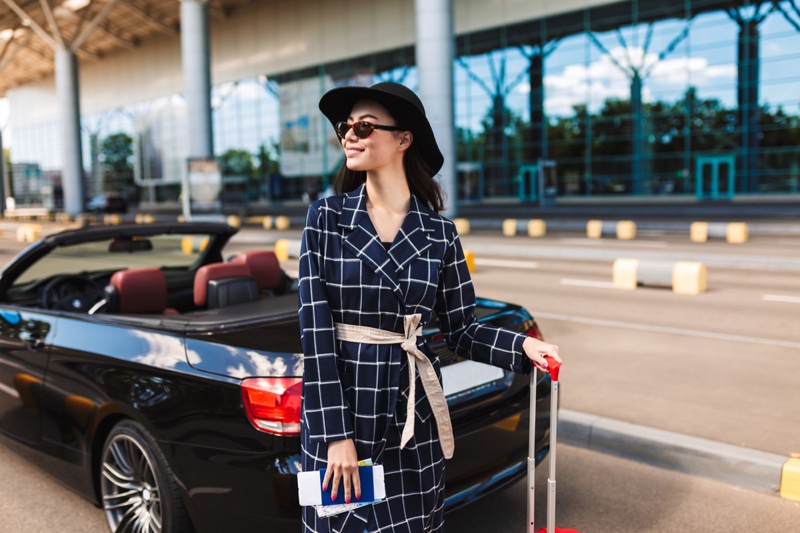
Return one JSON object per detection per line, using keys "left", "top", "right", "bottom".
{"left": 0, "top": 0, "right": 257, "bottom": 97}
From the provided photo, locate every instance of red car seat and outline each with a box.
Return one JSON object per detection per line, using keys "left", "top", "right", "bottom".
{"left": 194, "top": 262, "right": 259, "bottom": 309}
{"left": 105, "top": 267, "right": 179, "bottom": 315}
{"left": 232, "top": 250, "right": 283, "bottom": 295}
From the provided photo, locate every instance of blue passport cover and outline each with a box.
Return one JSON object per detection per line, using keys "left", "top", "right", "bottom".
{"left": 319, "top": 465, "right": 376, "bottom": 505}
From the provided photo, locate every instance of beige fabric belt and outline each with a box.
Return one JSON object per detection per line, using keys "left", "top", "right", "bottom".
{"left": 334, "top": 314, "right": 455, "bottom": 459}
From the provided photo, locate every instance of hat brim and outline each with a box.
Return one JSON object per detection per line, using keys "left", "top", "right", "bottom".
{"left": 319, "top": 85, "right": 444, "bottom": 175}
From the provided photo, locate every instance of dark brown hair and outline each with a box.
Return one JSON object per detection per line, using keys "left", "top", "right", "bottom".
{"left": 333, "top": 142, "right": 446, "bottom": 212}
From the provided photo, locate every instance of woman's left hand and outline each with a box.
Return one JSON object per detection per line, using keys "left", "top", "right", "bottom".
{"left": 522, "top": 337, "right": 562, "bottom": 373}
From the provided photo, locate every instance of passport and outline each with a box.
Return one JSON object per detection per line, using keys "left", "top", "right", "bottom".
{"left": 297, "top": 463, "right": 386, "bottom": 511}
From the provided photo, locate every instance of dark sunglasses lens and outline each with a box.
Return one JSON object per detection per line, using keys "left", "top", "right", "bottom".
{"left": 335, "top": 122, "right": 350, "bottom": 138}
{"left": 353, "top": 122, "right": 374, "bottom": 139}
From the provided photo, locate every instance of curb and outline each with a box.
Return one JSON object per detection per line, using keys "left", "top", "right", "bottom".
{"left": 559, "top": 409, "right": 790, "bottom": 496}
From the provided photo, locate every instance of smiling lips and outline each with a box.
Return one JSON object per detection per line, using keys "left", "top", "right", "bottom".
{"left": 345, "top": 146, "right": 364, "bottom": 157}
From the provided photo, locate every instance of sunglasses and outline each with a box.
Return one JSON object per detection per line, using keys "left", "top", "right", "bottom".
{"left": 335, "top": 121, "right": 402, "bottom": 139}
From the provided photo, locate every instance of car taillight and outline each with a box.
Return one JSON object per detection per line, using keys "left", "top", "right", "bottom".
{"left": 525, "top": 321, "right": 544, "bottom": 341}
{"left": 241, "top": 377, "right": 302, "bottom": 435}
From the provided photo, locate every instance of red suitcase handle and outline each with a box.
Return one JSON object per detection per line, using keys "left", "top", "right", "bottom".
{"left": 544, "top": 355, "right": 561, "bottom": 382}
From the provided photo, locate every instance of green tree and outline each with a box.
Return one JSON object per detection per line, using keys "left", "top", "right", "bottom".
{"left": 100, "top": 133, "right": 133, "bottom": 195}
{"left": 219, "top": 148, "right": 254, "bottom": 177}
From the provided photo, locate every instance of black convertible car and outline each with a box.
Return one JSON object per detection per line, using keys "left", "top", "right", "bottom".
{"left": 0, "top": 222, "right": 554, "bottom": 533}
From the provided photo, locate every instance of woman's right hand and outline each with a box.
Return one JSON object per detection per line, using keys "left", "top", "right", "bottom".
{"left": 323, "top": 439, "right": 361, "bottom": 504}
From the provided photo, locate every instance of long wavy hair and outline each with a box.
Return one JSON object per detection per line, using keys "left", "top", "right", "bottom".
{"left": 333, "top": 141, "right": 446, "bottom": 213}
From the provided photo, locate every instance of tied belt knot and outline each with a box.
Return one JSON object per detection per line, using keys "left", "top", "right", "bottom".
{"left": 334, "top": 314, "right": 454, "bottom": 459}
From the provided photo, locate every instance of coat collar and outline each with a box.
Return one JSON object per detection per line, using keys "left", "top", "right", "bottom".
{"left": 340, "top": 184, "right": 435, "bottom": 301}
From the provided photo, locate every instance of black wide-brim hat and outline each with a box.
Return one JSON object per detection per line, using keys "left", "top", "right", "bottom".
{"left": 319, "top": 82, "right": 444, "bottom": 175}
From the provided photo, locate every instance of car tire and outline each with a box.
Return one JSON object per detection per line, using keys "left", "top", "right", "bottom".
{"left": 100, "top": 420, "right": 191, "bottom": 533}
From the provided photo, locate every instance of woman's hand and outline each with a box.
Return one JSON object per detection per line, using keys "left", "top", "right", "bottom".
{"left": 522, "top": 336, "right": 562, "bottom": 373}
{"left": 323, "top": 439, "right": 361, "bottom": 504}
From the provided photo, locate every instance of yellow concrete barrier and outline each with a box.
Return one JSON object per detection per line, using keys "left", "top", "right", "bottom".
{"left": 726, "top": 222, "right": 748, "bottom": 244}
{"left": 587, "top": 220, "right": 603, "bottom": 239}
{"left": 502, "top": 219, "right": 517, "bottom": 237}
{"left": 181, "top": 236, "right": 209, "bottom": 255}
{"left": 589, "top": 220, "right": 636, "bottom": 239}
{"left": 527, "top": 219, "right": 546, "bottom": 237}
{"left": 274, "top": 238, "right": 303, "bottom": 261}
{"left": 274, "top": 239, "right": 289, "bottom": 261}
{"left": 55, "top": 212, "right": 73, "bottom": 223}
{"left": 135, "top": 213, "right": 155, "bottom": 224}
{"left": 672, "top": 261, "right": 707, "bottom": 295}
{"left": 262, "top": 216, "right": 274, "bottom": 230}
{"left": 503, "top": 219, "right": 547, "bottom": 237}
{"left": 616, "top": 220, "right": 637, "bottom": 240}
{"left": 72, "top": 213, "right": 95, "bottom": 227}
{"left": 781, "top": 455, "right": 800, "bottom": 502}
{"left": 454, "top": 218, "right": 470, "bottom": 236}
{"left": 16, "top": 224, "right": 42, "bottom": 243}
{"left": 690, "top": 222, "right": 708, "bottom": 242}
{"left": 690, "top": 221, "right": 748, "bottom": 244}
{"left": 226, "top": 215, "right": 242, "bottom": 228}
{"left": 274, "top": 216, "right": 291, "bottom": 230}
{"left": 612, "top": 258, "right": 639, "bottom": 290}
{"left": 463, "top": 249, "right": 475, "bottom": 273}
{"left": 103, "top": 214, "right": 121, "bottom": 225}
{"left": 613, "top": 258, "right": 707, "bottom": 295}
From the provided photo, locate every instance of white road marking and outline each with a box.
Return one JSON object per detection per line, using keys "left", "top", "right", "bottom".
{"left": 560, "top": 278, "right": 616, "bottom": 289}
{"left": 533, "top": 311, "right": 800, "bottom": 350}
{"left": 475, "top": 258, "right": 538, "bottom": 269}
{"left": 557, "top": 238, "right": 668, "bottom": 247}
{"left": 558, "top": 238, "right": 604, "bottom": 245}
{"left": 0, "top": 382, "right": 19, "bottom": 399}
{"left": 762, "top": 294, "right": 800, "bottom": 304}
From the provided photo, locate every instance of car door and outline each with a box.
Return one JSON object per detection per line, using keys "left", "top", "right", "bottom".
{"left": 0, "top": 306, "right": 57, "bottom": 445}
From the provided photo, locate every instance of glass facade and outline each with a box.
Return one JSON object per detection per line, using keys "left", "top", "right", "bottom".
{"left": 8, "top": 0, "right": 800, "bottom": 208}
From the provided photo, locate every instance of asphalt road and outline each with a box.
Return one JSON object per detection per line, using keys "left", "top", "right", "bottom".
{"left": 0, "top": 221, "right": 798, "bottom": 531}
{"left": 3, "top": 436, "right": 800, "bottom": 533}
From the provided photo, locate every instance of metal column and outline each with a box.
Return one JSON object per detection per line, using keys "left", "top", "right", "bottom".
{"left": 55, "top": 49, "right": 85, "bottom": 216}
{"left": 181, "top": 0, "right": 213, "bottom": 160}
{"left": 181, "top": 0, "right": 214, "bottom": 218}
{"left": 415, "top": 0, "right": 456, "bottom": 216}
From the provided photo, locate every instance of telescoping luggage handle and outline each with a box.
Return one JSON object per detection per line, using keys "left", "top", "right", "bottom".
{"left": 527, "top": 356, "right": 579, "bottom": 533}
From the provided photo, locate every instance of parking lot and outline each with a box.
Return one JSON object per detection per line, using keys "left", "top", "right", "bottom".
{"left": 1, "top": 217, "right": 799, "bottom": 532}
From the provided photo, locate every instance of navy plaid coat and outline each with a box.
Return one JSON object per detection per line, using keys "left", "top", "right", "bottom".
{"left": 298, "top": 184, "right": 531, "bottom": 533}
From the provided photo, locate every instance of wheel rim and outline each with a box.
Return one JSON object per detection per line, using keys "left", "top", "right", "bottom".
{"left": 101, "top": 433, "right": 163, "bottom": 533}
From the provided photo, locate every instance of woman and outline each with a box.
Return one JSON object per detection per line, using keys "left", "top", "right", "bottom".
{"left": 298, "top": 82, "right": 561, "bottom": 533}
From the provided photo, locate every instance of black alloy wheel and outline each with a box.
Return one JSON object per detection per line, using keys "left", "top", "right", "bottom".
{"left": 100, "top": 420, "right": 189, "bottom": 533}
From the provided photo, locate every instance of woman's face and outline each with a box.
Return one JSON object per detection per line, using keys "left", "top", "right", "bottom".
{"left": 340, "top": 99, "right": 411, "bottom": 174}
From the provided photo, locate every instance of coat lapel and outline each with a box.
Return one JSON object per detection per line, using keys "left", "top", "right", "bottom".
{"left": 387, "top": 195, "right": 434, "bottom": 272}
{"left": 340, "top": 185, "right": 404, "bottom": 299}
{"left": 339, "top": 185, "right": 435, "bottom": 304}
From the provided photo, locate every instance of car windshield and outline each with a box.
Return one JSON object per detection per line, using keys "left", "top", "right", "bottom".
{"left": 13, "top": 233, "right": 207, "bottom": 286}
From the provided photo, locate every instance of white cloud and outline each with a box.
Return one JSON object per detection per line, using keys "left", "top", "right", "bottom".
{"left": 521, "top": 46, "right": 737, "bottom": 116}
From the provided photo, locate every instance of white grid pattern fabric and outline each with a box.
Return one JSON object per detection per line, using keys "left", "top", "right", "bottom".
{"left": 298, "top": 184, "right": 530, "bottom": 533}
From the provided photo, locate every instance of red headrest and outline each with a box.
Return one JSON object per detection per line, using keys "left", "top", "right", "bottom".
{"left": 194, "top": 262, "right": 253, "bottom": 307}
{"left": 110, "top": 267, "right": 169, "bottom": 314}
{"left": 233, "top": 250, "right": 282, "bottom": 291}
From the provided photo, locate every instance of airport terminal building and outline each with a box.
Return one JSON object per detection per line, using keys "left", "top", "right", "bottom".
{"left": 2, "top": 0, "right": 799, "bottom": 213}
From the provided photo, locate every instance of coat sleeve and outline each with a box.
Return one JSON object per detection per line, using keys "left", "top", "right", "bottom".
{"left": 433, "top": 224, "right": 532, "bottom": 375}
{"left": 298, "top": 203, "right": 354, "bottom": 443}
